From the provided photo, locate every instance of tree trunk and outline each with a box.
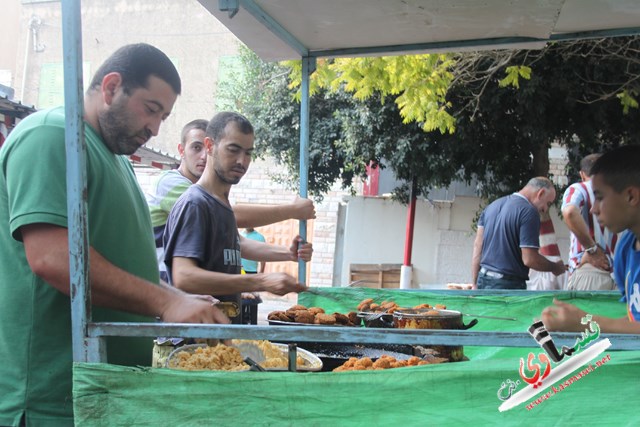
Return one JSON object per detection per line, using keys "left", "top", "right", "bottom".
{"left": 532, "top": 144, "right": 550, "bottom": 176}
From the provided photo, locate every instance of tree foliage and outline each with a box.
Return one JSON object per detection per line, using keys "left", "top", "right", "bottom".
{"left": 220, "top": 37, "right": 640, "bottom": 202}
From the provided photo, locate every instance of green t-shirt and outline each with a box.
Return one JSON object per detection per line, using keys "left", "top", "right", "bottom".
{"left": 0, "top": 107, "right": 160, "bottom": 426}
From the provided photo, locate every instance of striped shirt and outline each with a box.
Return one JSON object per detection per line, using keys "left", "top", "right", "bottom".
{"left": 561, "top": 180, "right": 616, "bottom": 272}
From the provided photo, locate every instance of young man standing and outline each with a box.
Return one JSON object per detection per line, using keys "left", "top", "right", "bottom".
{"left": 542, "top": 145, "right": 640, "bottom": 333}
{"left": 146, "top": 119, "right": 316, "bottom": 282}
{"left": 562, "top": 153, "right": 617, "bottom": 290}
{"left": 163, "top": 112, "right": 313, "bottom": 323}
{"left": 0, "top": 44, "right": 228, "bottom": 426}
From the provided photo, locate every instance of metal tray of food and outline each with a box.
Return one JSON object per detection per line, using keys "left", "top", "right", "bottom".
{"left": 165, "top": 341, "right": 322, "bottom": 372}
{"left": 267, "top": 319, "right": 355, "bottom": 327}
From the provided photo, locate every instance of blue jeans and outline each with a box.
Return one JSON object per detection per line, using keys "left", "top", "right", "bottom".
{"left": 477, "top": 274, "right": 526, "bottom": 290}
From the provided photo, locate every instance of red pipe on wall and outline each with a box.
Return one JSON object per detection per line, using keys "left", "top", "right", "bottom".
{"left": 403, "top": 178, "right": 418, "bottom": 266}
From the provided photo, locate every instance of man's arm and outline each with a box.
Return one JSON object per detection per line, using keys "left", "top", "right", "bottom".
{"left": 171, "top": 257, "right": 306, "bottom": 296}
{"left": 22, "top": 223, "right": 229, "bottom": 324}
{"left": 522, "top": 247, "right": 566, "bottom": 276}
{"left": 562, "top": 205, "right": 609, "bottom": 270}
{"left": 542, "top": 299, "right": 640, "bottom": 333}
{"left": 234, "top": 198, "right": 316, "bottom": 228}
{"left": 471, "top": 227, "right": 483, "bottom": 288}
{"left": 240, "top": 235, "right": 313, "bottom": 263}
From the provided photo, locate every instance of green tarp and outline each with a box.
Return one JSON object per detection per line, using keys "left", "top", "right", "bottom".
{"left": 73, "top": 290, "right": 639, "bottom": 426}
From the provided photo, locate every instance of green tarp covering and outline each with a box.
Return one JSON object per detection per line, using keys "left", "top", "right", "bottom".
{"left": 73, "top": 290, "right": 640, "bottom": 426}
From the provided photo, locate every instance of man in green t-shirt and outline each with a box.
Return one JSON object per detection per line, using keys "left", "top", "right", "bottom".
{"left": 0, "top": 43, "right": 228, "bottom": 426}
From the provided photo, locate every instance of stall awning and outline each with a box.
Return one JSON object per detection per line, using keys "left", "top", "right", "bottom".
{"left": 0, "top": 95, "right": 36, "bottom": 119}
{"left": 199, "top": 0, "right": 640, "bottom": 61}
{"left": 130, "top": 145, "right": 180, "bottom": 170}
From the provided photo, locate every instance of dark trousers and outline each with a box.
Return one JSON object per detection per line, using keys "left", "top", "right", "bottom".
{"left": 477, "top": 274, "right": 526, "bottom": 290}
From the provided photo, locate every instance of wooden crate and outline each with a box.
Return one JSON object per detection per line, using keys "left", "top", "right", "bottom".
{"left": 349, "top": 263, "right": 402, "bottom": 289}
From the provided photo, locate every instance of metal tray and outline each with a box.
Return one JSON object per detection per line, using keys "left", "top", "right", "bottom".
{"left": 267, "top": 319, "right": 358, "bottom": 327}
{"left": 165, "top": 342, "right": 322, "bottom": 372}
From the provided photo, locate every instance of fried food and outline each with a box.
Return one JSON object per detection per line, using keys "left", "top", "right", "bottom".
{"left": 293, "top": 310, "right": 316, "bottom": 324}
{"left": 232, "top": 339, "right": 308, "bottom": 369}
{"left": 347, "top": 311, "right": 359, "bottom": 325}
{"left": 314, "top": 313, "right": 337, "bottom": 325}
{"left": 333, "top": 312, "right": 350, "bottom": 325}
{"left": 169, "top": 344, "right": 249, "bottom": 371}
{"left": 357, "top": 298, "right": 374, "bottom": 312}
{"left": 308, "top": 307, "right": 325, "bottom": 315}
{"left": 268, "top": 310, "right": 293, "bottom": 322}
{"left": 413, "top": 303, "right": 432, "bottom": 310}
{"left": 332, "top": 354, "right": 436, "bottom": 372}
{"left": 289, "top": 304, "right": 307, "bottom": 311}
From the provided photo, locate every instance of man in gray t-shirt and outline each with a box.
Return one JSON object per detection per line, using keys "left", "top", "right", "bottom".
{"left": 163, "top": 112, "right": 313, "bottom": 322}
{"left": 471, "top": 177, "right": 566, "bottom": 290}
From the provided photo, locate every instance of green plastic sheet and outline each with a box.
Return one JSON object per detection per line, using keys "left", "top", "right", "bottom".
{"left": 73, "top": 290, "right": 639, "bottom": 426}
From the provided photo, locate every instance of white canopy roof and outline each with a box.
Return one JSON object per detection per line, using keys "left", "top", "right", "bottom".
{"left": 199, "top": 0, "right": 640, "bottom": 61}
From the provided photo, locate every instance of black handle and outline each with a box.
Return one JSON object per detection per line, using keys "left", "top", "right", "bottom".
{"left": 461, "top": 318, "right": 479, "bottom": 330}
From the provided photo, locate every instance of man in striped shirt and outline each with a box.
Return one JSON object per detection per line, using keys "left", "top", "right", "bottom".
{"left": 561, "top": 154, "right": 617, "bottom": 290}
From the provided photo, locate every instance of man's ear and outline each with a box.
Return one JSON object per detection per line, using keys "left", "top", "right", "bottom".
{"left": 626, "top": 186, "right": 640, "bottom": 206}
{"left": 101, "top": 72, "right": 122, "bottom": 105}
{"left": 177, "top": 142, "right": 185, "bottom": 157}
{"left": 204, "top": 136, "right": 214, "bottom": 154}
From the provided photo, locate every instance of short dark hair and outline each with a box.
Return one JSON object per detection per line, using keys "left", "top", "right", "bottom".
{"left": 590, "top": 145, "right": 640, "bottom": 192}
{"left": 88, "top": 43, "right": 181, "bottom": 95}
{"left": 579, "top": 153, "right": 602, "bottom": 176}
{"left": 206, "top": 111, "right": 254, "bottom": 142}
{"left": 181, "top": 119, "right": 208, "bottom": 145}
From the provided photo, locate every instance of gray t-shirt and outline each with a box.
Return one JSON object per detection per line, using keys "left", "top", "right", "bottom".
{"left": 163, "top": 184, "right": 242, "bottom": 322}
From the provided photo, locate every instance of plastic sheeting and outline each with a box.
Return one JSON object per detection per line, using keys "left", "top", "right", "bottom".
{"left": 73, "top": 290, "right": 639, "bottom": 426}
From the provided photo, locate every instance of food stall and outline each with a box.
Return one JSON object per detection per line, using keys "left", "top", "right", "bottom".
{"left": 59, "top": 1, "right": 640, "bottom": 425}
{"left": 73, "top": 288, "right": 640, "bottom": 424}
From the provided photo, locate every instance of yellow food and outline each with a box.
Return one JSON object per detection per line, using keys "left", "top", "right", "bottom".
{"left": 169, "top": 345, "right": 248, "bottom": 371}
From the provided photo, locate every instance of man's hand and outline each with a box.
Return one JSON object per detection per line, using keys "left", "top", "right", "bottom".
{"left": 289, "top": 235, "right": 313, "bottom": 262}
{"left": 580, "top": 246, "right": 610, "bottom": 271}
{"left": 541, "top": 299, "right": 586, "bottom": 332}
{"left": 259, "top": 272, "right": 307, "bottom": 295}
{"left": 160, "top": 293, "right": 230, "bottom": 324}
{"left": 552, "top": 260, "right": 567, "bottom": 276}
{"left": 290, "top": 197, "right": 316, "bottom": 220}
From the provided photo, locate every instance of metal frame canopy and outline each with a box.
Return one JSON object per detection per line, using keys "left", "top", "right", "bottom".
{"left": 200, "top": 0, "right": 640, "bottom": 61}
{"left": 60, "top": 0, "right": 640, "bottom": 363}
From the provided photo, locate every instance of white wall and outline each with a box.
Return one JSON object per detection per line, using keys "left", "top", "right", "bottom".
{"left": 339, "top": 195, "right": 570, "bottom": 287}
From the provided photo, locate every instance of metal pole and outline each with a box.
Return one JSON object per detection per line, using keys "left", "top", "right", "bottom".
{"left": 297, "top": 56, "right": 315, "bottom": 284}
{"left": 61, "top": 0, "right": 94, "bottom": 362}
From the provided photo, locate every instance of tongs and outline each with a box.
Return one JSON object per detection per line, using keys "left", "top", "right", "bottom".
{"left": 428, "top": 307, "right": 518, "bottom": 321}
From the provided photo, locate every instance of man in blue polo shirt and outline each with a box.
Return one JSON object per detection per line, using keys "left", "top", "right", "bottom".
{"left": 471, "top": 177, "right": 567, "bottom": 289}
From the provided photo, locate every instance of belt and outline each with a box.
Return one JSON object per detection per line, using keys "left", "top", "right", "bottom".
{"left": 480, "top": 267, "right": 522, "bottom": 281}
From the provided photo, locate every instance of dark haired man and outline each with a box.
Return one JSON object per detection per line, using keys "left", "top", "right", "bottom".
{"left": 543, "top": 145, "right": 640, "bottom": 333}
{"left": 164, "top": 112, "right": 312, "bottom": 323}
{"left": 146, "top": 119, "right": 316, "bottom": 282}
{"left": 471, "top": 177, "right": 567, "bottom": 289}
{"left": 0, "top": 44, "right": 228, "bottom": 425}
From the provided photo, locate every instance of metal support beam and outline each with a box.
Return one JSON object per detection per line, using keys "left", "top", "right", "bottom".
{"left": 297, "top": 56, "right": 315, "bottom": 284}
{"left": 218, "top": 0, "right": 239, "bottom": 19}
{"left": 238, "top": 0, "right": 309, "bottom": 57}
{"left": 61, "top": 0, "right": 101, "bottom": 363}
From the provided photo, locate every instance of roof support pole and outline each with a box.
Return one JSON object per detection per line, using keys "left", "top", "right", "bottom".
{"left": 298, "top": 56, "right": 315, "bottom": 284}
{"left": 61, "top": 0, "right": 103, "bottom": 362}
